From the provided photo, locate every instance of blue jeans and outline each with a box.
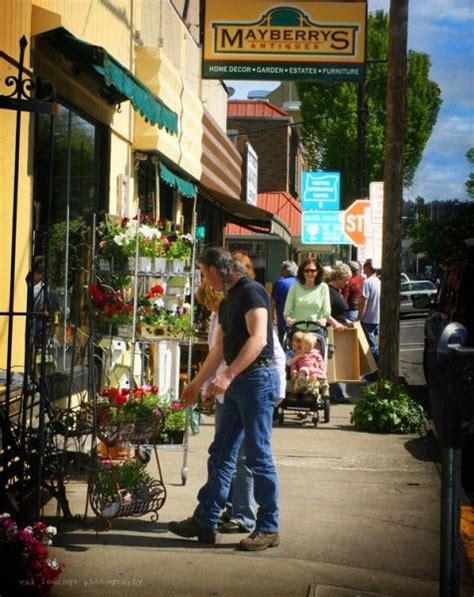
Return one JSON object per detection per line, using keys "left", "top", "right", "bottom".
{"left": 345, "top": 309, "right": 358, "bottom": 322}
{"left": 214, "top": 402, "right": 255, "bottom": 531}
{"left": 329, "top": 382, "right": 347, "bottom": 403}
{"left": 362, "top": 322, "right": 379, "bottom": 363}
{"left": 193, "top": 366, "right": 279, "bottom": 532}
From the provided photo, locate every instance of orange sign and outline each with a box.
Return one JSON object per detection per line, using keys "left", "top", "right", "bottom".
{"left": 343, "top": 199, "right": 370, "bottom": 246}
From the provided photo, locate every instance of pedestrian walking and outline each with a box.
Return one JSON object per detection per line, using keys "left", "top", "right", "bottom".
{"left": 271, "top": 260, "right": 298, "bottom": 344}
{"left": 357, "top": 259, "right": 381, "bottom": 363}
{"left": 168, "top": 247, "right": 280, "bottom": 551}
{"left": 342, "top": 260, "right": 364, "bottom": 322}
{"left": 327, "top": 263, "right": 352, "bottom": 403}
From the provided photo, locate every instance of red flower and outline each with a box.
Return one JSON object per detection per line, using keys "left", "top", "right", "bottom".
{"left": 147, "top": 284, "right": 164, "bottom": 298}
{"left": 114, "top": 393, "right": 128, "bottom": 408}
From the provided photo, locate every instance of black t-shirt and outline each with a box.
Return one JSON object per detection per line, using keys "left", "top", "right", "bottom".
{"left": 329, "top": 284, "right": 349, "bottom": 323}
{"left": 219, "top": 276, "right": 274, "bottom": 365}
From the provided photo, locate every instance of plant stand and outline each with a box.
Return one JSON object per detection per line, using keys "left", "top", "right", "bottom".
{"left": 87, "top": 443, "right": 167, "bottom": 529}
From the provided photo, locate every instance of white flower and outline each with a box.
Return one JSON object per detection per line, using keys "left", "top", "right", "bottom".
{"left": 0, "top": 513, "right": 11, "bottom": 519}
{"left": 24, "top": 525, "right": 34, "bottom": 534}
{"left": 181, "top": 233, "right": 193, "bottom": 243}
{"left": 46, "top": 525, "right": 57, "bottom": 536}
{"left": 48, "top": 558, "right": 59, "bottom": 570}
{"left": 140, "top": 224, "right": 161, "bottom": 240}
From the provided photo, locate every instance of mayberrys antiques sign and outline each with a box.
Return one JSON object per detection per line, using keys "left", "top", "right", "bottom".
{"left": 202, "top": 1, "right": 367, "bottom": 82}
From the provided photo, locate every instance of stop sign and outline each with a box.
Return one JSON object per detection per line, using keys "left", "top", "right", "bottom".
{"left": 343, "top": 199, "right": 370, "bottom": 246}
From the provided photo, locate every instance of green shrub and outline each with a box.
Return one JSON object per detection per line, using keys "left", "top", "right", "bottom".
{"left": 350, "top": 379, "right": 425, "bottom": 433}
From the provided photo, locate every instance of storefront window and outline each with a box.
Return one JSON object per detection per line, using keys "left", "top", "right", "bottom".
{"left": 33, "top": 103, "right": 108, "bottom": 381}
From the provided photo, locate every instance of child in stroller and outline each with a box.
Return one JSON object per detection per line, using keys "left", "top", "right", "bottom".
{"left": 289, "top": 331, "right": 329, "bottom": 398}
{"left": 277, "top": 322, "right": 331, "bottom": 426}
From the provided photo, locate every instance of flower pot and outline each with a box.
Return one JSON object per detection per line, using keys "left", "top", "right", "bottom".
{"left": 98, "top": 440, "right": 129, "bottom": 460}
{"left": 170, "top": 429, "right": 185, "bottom": 444}
{"left": 138, "top": 323, "right": 156, "bottom": 338}
{"left": 139, "top": 256, "right": 152, "bottom": 272}
{"left": 153, "top": 257, "right": 167, "bottom": 274}
{"left": 117, "top": 324, "right": 133, "bottom": 337}
{"left": 168, "top": 258, "right": 185, "bottom": 273}
{"left": 101, "top": 501, "right": 121, "bottom": 519}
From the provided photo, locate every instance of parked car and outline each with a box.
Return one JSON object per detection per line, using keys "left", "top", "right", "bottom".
{"left": 400, "top": 272, "right": 410, "bottom": 283}
{"left": 400, "top": 280, "right": 437, "bottom": 316}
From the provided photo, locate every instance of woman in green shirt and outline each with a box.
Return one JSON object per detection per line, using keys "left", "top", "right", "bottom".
{"left": 283, "top": 258, "right": 331, "bottom": 327}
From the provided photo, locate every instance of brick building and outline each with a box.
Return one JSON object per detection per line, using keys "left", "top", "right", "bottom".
{"left": 226, "top": 100, "right": 306, "bottom": 284}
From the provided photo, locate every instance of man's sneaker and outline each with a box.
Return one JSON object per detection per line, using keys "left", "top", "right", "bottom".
{"left": 239, "top": 530, "right": 280, "bottom": 551}
{"left": 168, "top": 517, "right": 216, "bottom": 544}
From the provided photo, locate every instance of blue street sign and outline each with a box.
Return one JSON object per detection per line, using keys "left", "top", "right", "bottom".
{"left": 301, "top": 171, "right": 340, "bottom": 210}
{"left": 301, "top": 211, "right": 350, "bottom": 244}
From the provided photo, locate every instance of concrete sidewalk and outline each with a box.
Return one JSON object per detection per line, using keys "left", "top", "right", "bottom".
{"left": 44, "top": 383, "right": 474, "bottom": 596}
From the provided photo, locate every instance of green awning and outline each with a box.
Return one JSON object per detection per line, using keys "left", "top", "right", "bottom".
{"left": 160, "top": 164, "right": 197, "bottom": 199}
{"left": 40, "top": 27, "right": 178, "bottom": 135}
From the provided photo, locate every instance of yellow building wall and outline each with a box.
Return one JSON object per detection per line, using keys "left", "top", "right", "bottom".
{"left": 1, "top": 0, "right": 224, "bottom": 371}
{"left": 0, "top": 0, "right": 34, "bottom": 370}
{"left": 0, "top": 0, "right": 141, "bottom": 370}
{"left": 135, "top": 0, "right": 202, "bottom": 181}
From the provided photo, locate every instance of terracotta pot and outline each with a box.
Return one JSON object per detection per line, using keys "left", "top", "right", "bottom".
{"left": 98, "top": 440, "right": 129, "bottom": 460}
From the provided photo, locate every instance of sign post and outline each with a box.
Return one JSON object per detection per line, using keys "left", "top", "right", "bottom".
{"left": 301, "top": 171, "right": 340, "bottom": 211}
{"left": 301, "top": 211, "right": 349, "bottom": 244}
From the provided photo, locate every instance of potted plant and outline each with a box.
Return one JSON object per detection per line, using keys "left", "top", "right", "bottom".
{"left": 0, "top": 513, "right": 64, "bottom": 595}
{"left": 166, "top": 233, "right": 193, "bottom": 273}
{"left": 88, "top": 283, "right": 134, "bottom": 335}
{"left": 137, "top": 284, "right": 166, "bottom": 337}
{"left": 97, "top": 384, "right": 166, "bottom": 445}
{"left": 96, "top": 217, "right": 131, "bottom": 271}
{"left": 350, "top": 379, "right": 425, "bottom": 433}
{"left": 137, "top": 222, "right": 162, "bottom": 272}
{"left": 162, "top": 401, "right": 187, "bottom": 444}
{"left": 153, "top": 236, "right": 170, "bottom": 273}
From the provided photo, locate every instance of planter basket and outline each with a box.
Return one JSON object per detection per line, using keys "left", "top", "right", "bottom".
{"left": 88, "top": 472, "right": 166, "bottom": 522}
{"left": 98, "top": 418, "right": 162, "bottom": 446}
{"left": 117, "top": 418, "right": 162, "bottom": 444}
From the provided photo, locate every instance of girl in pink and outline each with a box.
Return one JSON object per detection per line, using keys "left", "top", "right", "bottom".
{"left": 290, "top": 332, "right": 329, "bottom": 396}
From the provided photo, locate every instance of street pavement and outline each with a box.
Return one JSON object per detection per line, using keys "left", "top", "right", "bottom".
{"left": 43, "top": 320, "right": 474, "bottom": 597}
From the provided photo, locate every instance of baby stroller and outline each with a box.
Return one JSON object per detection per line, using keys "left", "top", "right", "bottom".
{"left": 275, "top": 321, "right": 331, "bottom": 427}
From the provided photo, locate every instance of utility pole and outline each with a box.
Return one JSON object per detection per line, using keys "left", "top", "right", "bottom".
{"left": 356, "top": 79, "right": 368, "bottom": 199}
{"left": 379, "top": 0, "right": 409, "bottom": 382}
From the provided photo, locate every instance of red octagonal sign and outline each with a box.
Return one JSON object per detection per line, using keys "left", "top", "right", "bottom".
{"left": 343, "top": 199, "right": 370, "bottom": 246}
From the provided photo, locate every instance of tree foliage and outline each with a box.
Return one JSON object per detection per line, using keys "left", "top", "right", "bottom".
{"left": 466, "top": 148, "right": 474, "bottom": 199}
{"left": 297, "top": 10, "right": 442, "bottom": 207}
{"left": 406, "top": 200, "right": 474, "bottom": 264}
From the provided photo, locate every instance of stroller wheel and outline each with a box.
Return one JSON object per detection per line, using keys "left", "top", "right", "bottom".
{"left": 324, "top": 398, "right": 331, "bottom": 424}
